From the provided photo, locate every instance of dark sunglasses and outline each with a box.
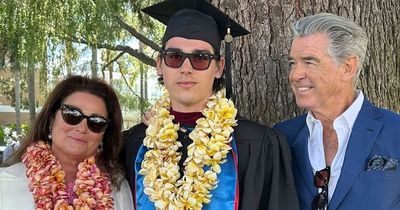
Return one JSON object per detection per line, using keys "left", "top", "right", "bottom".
{"left": 161, "top": 50, "right": 220, "bottom": 70}
{"left": 60, "top": 104, "right": 110, "bottom": 133}
{"left": 312, "top": 166, "right": 330, "bottom": 210}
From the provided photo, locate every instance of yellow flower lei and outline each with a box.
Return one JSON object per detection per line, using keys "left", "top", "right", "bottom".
{"left": 22, "top": 141, "right": 114, "bottom": 210}
{"left": 140, "top": 89, "right": 237, "bottom": 209}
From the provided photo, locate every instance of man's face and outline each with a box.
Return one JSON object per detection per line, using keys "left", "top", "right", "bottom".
{"left": 289, "top": 32, "right": 350, "bottom": 115}
{"left": 157, "top": 37, "right": 224, "bottom": 112}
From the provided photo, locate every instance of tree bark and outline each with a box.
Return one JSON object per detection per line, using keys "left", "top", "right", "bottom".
{"left": 139, "top": 41, "right": 146, "bottom": 114}
{"left": 107, "top": 51, "right": 114, "bottom": 85}
{"left": 214, "top": 0, "right": 400, "bottom": 126}
{"left": 27, "top": 60, "right": 36, "bottom": 125}
{"left": 91, "top": 47, "right": 98, "bottom": 78}
{"left": 39, "top": 51, "right": 48, "bottom": 105}
{"left": 11, "top": 46, "right": 22, "bottom": 135}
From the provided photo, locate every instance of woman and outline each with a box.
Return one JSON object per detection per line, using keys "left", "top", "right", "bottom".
{"left": 0, "top": 75, "right": 134, "bottom": 210}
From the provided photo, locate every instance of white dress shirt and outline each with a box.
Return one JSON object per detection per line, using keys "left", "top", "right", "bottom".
{"left": 306, "top": 91, "right": 364, "bottom": 202}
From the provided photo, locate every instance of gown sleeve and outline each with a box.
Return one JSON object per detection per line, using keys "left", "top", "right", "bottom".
{"left": 113, "top": 178, "right": 135, "bottom": 210}
{"left": 235, "top": 118, "right": 299, "bottom": 210}
{"left": 121, "top": 123, "right": 147, "bottom": 198}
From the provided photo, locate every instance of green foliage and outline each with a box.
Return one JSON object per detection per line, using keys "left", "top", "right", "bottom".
{"left": 0, "top": 123, "right": 29, "bottom": 146}
{"left": 0, "top": 0, "right": 165, "bottom": 122}
{"left": 1, "top": 0, "right": 144, "bottom": 66}
{"left": 0, "top": 129, "right": 4, "bottom": 146}
{"left": 0, "top": 76, "right": 29, "bottom": 109}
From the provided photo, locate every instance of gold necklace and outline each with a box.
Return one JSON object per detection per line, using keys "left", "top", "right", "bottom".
{"left": 140, "top": 89, "right": 237, "bottom": 209}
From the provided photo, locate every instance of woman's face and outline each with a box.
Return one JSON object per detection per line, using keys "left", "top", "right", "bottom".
{"left": 50, "top": 91, "right": 108, "bottom": 162}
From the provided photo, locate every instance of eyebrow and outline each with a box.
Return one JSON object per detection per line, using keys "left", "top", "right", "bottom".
{"left": 301, "top": 56, "right": 320, "bottom": 63}
{"left": 62, "top": 104, "right": 107, "bottom": 118}
{"left": 164, "top": 47, "right": 182, "bottom": 52}
{"left": 165, "top": 48, "right": 213, "bottom": 54}
{"left": 193, "top": 49, "right": 214, "bottom": 54}
{"left": 289, "top": 55, "right": 320, "bottom": 62}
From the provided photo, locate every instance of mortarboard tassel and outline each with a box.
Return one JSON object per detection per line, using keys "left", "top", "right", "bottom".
{"left": 224, "top": 26, "right": 233, "bottom": 100}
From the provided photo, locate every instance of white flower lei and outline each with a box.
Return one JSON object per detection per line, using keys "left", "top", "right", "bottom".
{"left": 140, "top": 89, "right": 237, "bottom": 209}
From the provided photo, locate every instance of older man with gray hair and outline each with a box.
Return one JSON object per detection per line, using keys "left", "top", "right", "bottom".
{"left": 275, "top": 13, "right": 400, "bottom": 210}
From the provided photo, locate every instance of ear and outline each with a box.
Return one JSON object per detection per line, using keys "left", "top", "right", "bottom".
{"left": 48, "top": 117, "right": 54, "bottom": 136}
{"left": 215, "top": 57, "right": 225, "bottom": 79}
{"left": 48, "top": 115, "right": 54, "bottom": 128}
{"left": 342, "top": 56, "right": 358, "bottom": 81}
{"left": 156, "top": 56, "right": 163, "bottom": 76}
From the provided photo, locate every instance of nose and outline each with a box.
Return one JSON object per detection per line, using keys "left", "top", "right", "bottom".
{"left": 75, "top": 118, "right": 90, "bottom": 133}
{"left": 289, "top": 63, "right": 306, "bottom": 81}
{"left": 180, "top": 57, "right": 193, "bottom": 74}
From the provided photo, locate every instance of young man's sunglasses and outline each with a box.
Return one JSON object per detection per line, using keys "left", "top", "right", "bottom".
{"left": 60, "top": 104, "right": 110, "bottom": 133}
{"left": 161, "top": 49, "right": 220, "bottom": 70}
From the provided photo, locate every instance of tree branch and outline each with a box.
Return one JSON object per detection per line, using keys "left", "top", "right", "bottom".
{"left": 114, "top": 15, "right": 161, "bottom": 52}
{"left": 117, "top": 60, "right": 142, "bottom": 99}
{"left": 101, "top": 52, "right": 125, "bottom": 73}
{"left": 71, "top": 37, "right": 156, "bottom": 67}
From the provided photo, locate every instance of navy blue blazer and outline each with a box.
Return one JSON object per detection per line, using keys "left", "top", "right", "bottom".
{"left": 274, "top": 99, "right": 400, "bottom": 210}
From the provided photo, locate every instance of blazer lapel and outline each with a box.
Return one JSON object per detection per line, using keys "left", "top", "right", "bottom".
{"left": 292, "top": 126, "right": 315, "bottom": 195}
{"left": 329, "top": 100, "right": 383, "bottom": 210}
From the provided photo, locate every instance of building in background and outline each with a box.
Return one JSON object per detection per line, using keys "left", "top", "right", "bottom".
{"left": 0, "top": 69, "right": 41, "bottom": 125}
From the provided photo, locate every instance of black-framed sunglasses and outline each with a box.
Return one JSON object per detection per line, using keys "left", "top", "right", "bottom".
{"left": 160, "top": 49, "right": 220, "bottom": 70}
{"left": 312, "top": 166, "right": 331, "bottom": 210}
{"left": 59, "top": 104, "right": 110, "bottom": 133}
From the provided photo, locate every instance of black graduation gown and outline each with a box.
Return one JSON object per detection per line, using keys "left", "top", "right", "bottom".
{"left": 121, "top": 116, "right": 299, "bottom": 210}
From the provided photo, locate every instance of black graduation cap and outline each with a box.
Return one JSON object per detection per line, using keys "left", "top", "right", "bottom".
{"left": 142, "top": 0, "right": 250, "bottom": 99}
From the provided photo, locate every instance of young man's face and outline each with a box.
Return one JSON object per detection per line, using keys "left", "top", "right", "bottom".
{"left": 157, "top": 37, "right": 224, "bottom": 112}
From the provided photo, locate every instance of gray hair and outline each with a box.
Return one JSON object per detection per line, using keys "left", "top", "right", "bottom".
{"left": 292, "top": 13, "right": 368, "bottom": 83}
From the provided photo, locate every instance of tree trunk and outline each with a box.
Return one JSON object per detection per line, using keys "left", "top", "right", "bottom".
{"left": 144, "top": 66, "right": 148, "bottom": 102}
{"left": 214, "top": 0, "right": 400, "bottom": 126}
{"left": 40, "top": 48, "right": 48, "bottom": 104}
{"left": 66, "top": 42, "right": 73, "bottom": 76}
{"left": 11, "top": 48, "right": 22, "bottom": 135}
{"left": 139, "top": 42, "right": 146, "bottom": 114}
{"left": 91, "top": 47, "right": 98, "bottom": 78}
{"left": 66, "top": 57, "right": 73, "bottom": 76}
{"left": 14, "top": 70, "right": 21, "bottom": 135}
{"left": 27, "top": 60, "right": 36, "bottom": 125}
{"left": 108, "top": 51, "right": 114, "bottom": 85}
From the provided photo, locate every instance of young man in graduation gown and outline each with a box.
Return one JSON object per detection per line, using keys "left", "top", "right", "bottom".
{"left": 122, "top": 0, "right": 299, "bottom": 209}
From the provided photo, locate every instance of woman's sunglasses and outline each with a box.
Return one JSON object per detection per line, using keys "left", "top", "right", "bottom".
{"left": 161, "top": 49, "right": 220, "bottom": 70}
{"left": 60, "top": 104, "right": 110, "bottom": 133}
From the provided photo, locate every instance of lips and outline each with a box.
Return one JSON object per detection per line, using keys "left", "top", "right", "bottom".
{"left": 69, "top": 136, "right": 87, "bottom": 144}
{"left": 297, "top": 86, "right": 312, "bottom": 92}
{"left": 177, "top": 81, "right": 196, "bottom": 88}
{"left": 291, "top": 83, "right": 314, "bottom": 94}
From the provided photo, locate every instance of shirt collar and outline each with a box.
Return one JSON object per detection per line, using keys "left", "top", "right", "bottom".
{"left": 339, "top": 90, "right": 364, "bottom": 130}
{"left": 306, "top": 90, "right": 364, "bottom": 133}
{"left": 306, "top": 112, "right": 319, "bottom": 137}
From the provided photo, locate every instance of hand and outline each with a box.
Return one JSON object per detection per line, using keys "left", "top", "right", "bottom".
{"left": 142, "top": 109, "right": 156, "bottom": 126}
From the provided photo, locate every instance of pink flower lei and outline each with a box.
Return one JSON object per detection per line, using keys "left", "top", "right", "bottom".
{"left": 22, "top": 141, "right": 114, "bottom": 210}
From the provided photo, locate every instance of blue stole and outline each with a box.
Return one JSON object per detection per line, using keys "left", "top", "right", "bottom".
{"left": 135, "top": 131, "right": 239, "bottom": 209}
